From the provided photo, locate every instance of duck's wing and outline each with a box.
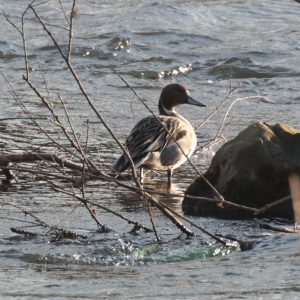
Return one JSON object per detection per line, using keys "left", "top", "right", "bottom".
{"left": 127, "top": 116, "right": 181, "bottom": 160}
{"left": 114, "top": 116, "right": 179, "bottom": 173}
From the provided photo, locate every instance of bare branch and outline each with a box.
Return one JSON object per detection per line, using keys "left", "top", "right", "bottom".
{"left": 3, "top": 11, "right": 22, "bottom": 34}
{"left": 147, "top": 201, "right": 160, "bottom": 241}
{"left": 67, "top": 0, "right": 76, "bottom": 63}
{"left": 57, "top": 0, "right": 70, "bottom": 25}
{"left": 53, "top": 185, "right": 154, "bottom": 233}
{"left": 194, "top": 82, "right": 239, "bottom": 130}
{"left": 29, "top": 4, "right": 141, "bottom": 188}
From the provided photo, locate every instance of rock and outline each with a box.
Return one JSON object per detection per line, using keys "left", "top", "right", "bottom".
{"left": 182, "top": 121, "right": 300, "bottom": 219}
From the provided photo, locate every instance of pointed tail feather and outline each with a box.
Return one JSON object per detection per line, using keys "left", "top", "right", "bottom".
{"left": 113, "top": 154, "right": 128, "bottom": 174}
{"left": 113, "top": 152, "right": 151, "bottom": 174}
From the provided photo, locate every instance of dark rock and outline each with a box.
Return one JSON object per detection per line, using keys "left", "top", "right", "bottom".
{"left": 183, "top": 121, "right": 300, "bottom": 219}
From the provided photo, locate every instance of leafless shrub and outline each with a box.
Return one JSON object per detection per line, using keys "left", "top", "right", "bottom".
{"left": 1, "top": 0, "right": 297, "bottom": 249}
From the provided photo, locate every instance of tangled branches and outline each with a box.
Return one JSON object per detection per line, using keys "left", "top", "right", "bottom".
{"left": 1, "top": 0, "right": 296, "bottom": 250}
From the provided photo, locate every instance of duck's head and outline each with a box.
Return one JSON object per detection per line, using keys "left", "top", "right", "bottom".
{"left": 159, "top": 84, "right": 206, "bottom": 116}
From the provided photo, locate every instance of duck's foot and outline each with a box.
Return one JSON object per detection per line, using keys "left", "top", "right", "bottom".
{"left": 2, "top": 167, "right": 14, "bottom": 184}
{"left": 167, "top": 169, "right": 173, "bottom": 190}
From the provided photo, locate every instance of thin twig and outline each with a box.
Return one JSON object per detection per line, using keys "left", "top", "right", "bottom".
{"left": 194, "top": 83, "right": 239, "bottom": 130}
{"left": 6, "top": 202, "right": 87, "bottom": 239}
{"left": 22, "top": 1, "right": 36, "bottom": 80}
{"left": 53, "top": 185, "right": 153, "bottom": 233}
{"left": 147, "top": 200, "right": 160, "bottom": 241}
{"left": 29, "top": 5, "right": 141, "bottom": 188}
{"left": 253, "top": 195, "right": 291, "bottom": 216}
{"left": 67, "top": 0, "right": 76, "bottom": 63}
{"left": 72, "top": 185, "right": 109, "bottom": 232}
{"left": 11, "top": 227, "right": 38, "bottom": 237}
{"left": 259, "top": 222, "right": 300, "bottom": 233}
{"left": 57, "top": 0, "right": 70, "bottom": 25}
{"left": 215, "top": 95, "right": 272, "bottom": 139}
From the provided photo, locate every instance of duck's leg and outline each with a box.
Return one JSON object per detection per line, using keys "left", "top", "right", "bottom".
{"left": 140, "top": 167, "right": 145, "bottom": 185}
{"left": 167, "top": 169, "right": 173, "bottom": 189}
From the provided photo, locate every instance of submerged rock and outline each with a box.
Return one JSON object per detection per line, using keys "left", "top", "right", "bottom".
{"left": 183, "top": 121, "right": 300, "bottom": 219}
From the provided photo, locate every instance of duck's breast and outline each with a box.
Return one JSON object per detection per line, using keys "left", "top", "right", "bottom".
{"left": 159, "top": 118, "right": 197, "bottom": 169}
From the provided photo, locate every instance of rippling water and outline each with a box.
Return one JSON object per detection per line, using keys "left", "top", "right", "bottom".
{"left": 1, "top": 0, "right": 300, "bottom": 299}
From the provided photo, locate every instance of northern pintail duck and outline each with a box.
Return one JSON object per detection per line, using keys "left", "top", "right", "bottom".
{"left": 113, "top": 83, "right": 206, "bottom": 187}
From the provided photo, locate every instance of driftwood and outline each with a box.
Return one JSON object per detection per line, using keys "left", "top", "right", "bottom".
{"left": 7, "top": 202, "right": 87, "bottom": 240}
{"left": 259, "top": 223, "right": 300, "bottom": 234}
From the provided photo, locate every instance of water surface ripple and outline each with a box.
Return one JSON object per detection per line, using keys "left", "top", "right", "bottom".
{"left": 0, "top": 0, "right": 300, "bottom": 299}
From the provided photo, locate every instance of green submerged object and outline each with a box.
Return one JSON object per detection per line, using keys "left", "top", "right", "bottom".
{"left": 134, "top": 243, "right": 239, "bottom": 264}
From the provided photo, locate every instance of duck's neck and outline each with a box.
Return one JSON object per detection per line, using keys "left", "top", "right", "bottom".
{"left": 158, "top": 101, "right": 190, "bottom": 124}
{"left": 159, "top": 101, "right": 178, "bottom": 117}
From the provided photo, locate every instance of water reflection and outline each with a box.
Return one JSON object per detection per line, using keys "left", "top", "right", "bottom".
{"left": 115, "top": 176, "right": 184, "bottom": 213}
{"left": 145, "top": 180, "right": 184, "bottom": 213}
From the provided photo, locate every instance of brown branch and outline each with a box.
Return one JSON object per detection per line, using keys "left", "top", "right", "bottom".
{"left": 2, "top": 165, "right": 81, "bottom": 183}
{"left": 147, "top": 200, "right": 160, "bottom": 241}
{"left": 0, "top": 152, "right": 238, "bottom": 242}
{"left": 0, "top": 151, "right": 261, "bottom": 218}
{"left": 253, "top": 195, "right": 291, "bottom": 216}
{"left": 158, "top": 200, "right": 227, "bottom": 245}
{"left": 11, "top": 227, "right": 38, "bottom": 237}
{"left": 1, "top": 72, "right": 82, "bottom": 161}
{"left": 194, "top": 82, "right": 239, "bottom": 130}
{"left": 57, "top": 93, "right": 95, "bottom": 170}
{"left": 67, "top": 0, "right": 76, "bottom": 63}
{"left": 21, "top": 2, "right": 35, "bottom": 80}
{"left": 259, "top": 222, "right": 300, "bottom": 233}
{"left": 185, "top": 194, "right": 259, "bottom": 214}
{"left": 7, "top": 202, "right": 87, "bottom": 239}
{"left": 81, "top": 199, "right": 110, "bottom": 232}
{"left": 3, "top": 11, "right": 22, "bottom": 34}
{"left": 29, "top": 4, "right": 141, "bottom": 188}
{"left": 53, "top": 186, "right": 153, "bottom": 233}
{"left": 57, "top": 0, "right": 70, "bottom": 25}
{"left": 3, "top": 2, "right": 34, "bottom": 80}
{"left": 2, "top": 4, "right": 235, "bottom": 242}
{"left": 74, "top": 165, "right": 109, "bottom": 233}
{"left": 216, "top": 95, "right": 271, "bottom": 140}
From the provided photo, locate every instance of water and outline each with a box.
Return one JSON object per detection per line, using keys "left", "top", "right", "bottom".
{"left": 0, "top": 0, "right": 300, "bottom": 299}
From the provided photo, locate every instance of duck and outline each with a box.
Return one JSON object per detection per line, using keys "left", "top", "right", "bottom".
{"left": 113, "top": 83, "right": 206, "bottom": 188}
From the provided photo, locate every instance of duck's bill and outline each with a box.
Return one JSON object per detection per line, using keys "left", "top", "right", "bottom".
{"left": 187, "top": 96, "right": 206, "bottom": 107}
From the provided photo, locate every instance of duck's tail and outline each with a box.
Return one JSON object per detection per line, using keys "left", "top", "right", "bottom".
{"left": 113, "top": 154, "right": 128, "bottom": 174}
{"left": 113, "top": 152, "right": 150, "bottom": 174}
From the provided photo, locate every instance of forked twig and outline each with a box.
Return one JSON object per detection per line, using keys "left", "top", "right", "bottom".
{"left": 6, "top": 202, "right": 87, "bottom": 239}
{"left": 28, "top": 4, "right": 141, "bottom": 188}
{"left": 194, "top": 82, "right": 239, "bottom": 130}
{"left": 53, "top": 185, "right": 154, "bottom": 233}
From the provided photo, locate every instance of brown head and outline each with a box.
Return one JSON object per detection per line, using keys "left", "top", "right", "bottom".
{"left": 158, "top": 84, "right": 206, "bottom": 116}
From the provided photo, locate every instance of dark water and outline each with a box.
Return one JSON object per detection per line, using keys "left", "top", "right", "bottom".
{"left": 0, "top": 0, "right": 300, "bottom": 299}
